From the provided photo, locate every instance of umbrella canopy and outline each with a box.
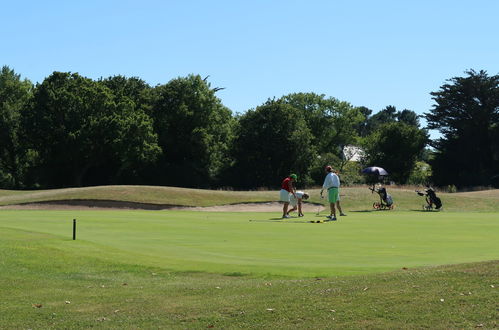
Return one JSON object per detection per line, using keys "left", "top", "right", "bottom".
{"left": 361, "top": 166, "right": 389, "bottom": 176}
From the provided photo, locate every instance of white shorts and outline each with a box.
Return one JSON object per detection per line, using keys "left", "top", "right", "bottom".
{"left": 289, "top": 194, "right": 298, "bottom": 207}
{"left": 279, "top": 189, "right": 291, "bottom": 202}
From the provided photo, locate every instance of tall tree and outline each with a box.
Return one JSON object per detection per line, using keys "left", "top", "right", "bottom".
{"left": 149, "top": 75, "right": 234, "bottom": 187}
{"left": 355, "top": 106, "right": 373, "bottom": 137}
{"left": 424, "top": 70, "right": 499, "bottom": 187}
{"left": 97, "top": 75, "right": 156, "bottom": 183}
{"left": 362, "top": 122, "right": 428, "bottom": 183}
{"left": 279, "top": 93, "right": 364, "bottom": 156}
{"left": 22, "top": 72, "right": 160, "bottom": 187}
{"left": 0, "top": 66, "right": 33, "bottom": 188}
{"left": 230, "top": 99, "right": 314, "bottom": 188}
{"left": 364, "top": 105, "right": 420, "bottom": 136}
{"left": 100, "top": 75, "right": 151, "bottom": 110}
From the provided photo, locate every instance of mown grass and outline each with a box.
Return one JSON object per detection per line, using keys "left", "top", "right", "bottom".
{"left": 1, "top": 227, "right": 497, "bottom": 329}
{"left": 0, "top": 186, "right": 498, "bottom": 328}
{"left": 1, "top": 210, "right": 497, "bottom": 277}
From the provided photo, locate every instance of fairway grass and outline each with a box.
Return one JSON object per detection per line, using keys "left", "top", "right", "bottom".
{"left": 1, "top": 196, "right": 498, "bottom": 328}
{"left": 1, "top": 224, "right": 497, "bottom": 329}
{"left": 0, "top": 210, "right": 497, "bottom": 277}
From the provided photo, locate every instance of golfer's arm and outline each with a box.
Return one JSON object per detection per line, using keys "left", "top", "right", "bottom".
{"left": 288, "top": 182, "right": 296, "bottom": 197}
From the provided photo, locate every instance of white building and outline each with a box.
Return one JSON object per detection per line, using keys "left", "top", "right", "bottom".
{"left": 342, "top": 145, "right": 364, "bottom": 162}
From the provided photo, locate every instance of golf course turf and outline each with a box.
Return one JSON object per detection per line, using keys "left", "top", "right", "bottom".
{"left": 0, "top": 186, "right": 497, "bottom": 328}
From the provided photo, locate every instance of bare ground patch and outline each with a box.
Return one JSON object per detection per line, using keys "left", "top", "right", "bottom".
{"left": 0, "top": 200, "right": 326, "bottom": 213}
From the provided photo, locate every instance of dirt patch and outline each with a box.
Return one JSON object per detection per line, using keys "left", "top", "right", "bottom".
{"left": 0, "top": 200, "right": 325, "bottom": 213}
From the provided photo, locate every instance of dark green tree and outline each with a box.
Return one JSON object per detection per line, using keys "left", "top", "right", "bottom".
{"left": 397, "top": 109, "right": 420, "bottom": 127}
{"left": 0, "top": 66, "right": 33, "bottom": 188}
{"left": 148, "top": 75, "right": 235, "bottom": 187}
{"left": 22, "top": 72, "right": 160, "bottom": 187}
{"left": 279, "top": 92, "right": 364, "bottom": 156}
{"left": 100, "top": 75, "right": 151, "bottom": 110}
{"left": 363, "top": 106, "right": 420, "bottom": 137}
{"left": 230, "top": 99, "right": 315, "bottom": 188}
{"left": 97, "top": 75, "right": 156, "bottom": 183}
{"left": 355, "top": 106, "right": 373, "bottom": 137}
{"left": 362, "top": 122, "right": 428, "bottom": 183}
{"left": 424, "top": 70, "right": 499, "bottom": 187}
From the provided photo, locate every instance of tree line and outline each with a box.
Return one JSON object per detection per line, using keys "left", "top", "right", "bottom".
{"left": 1, "top": 66, "right": 497, "bottom": 190}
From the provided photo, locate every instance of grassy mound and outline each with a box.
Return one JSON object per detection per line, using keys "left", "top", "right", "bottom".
{"left": 1, "top": 185, "right": 499, "bottom": 212}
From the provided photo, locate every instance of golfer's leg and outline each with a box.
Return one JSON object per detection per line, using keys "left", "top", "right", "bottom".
{"left": 283, "top": 202, "right": 289, "bottom": 217}
{"left": 330, "top": 203, "right": 336, "bottom": 217}
{"left": 337, "top": 202, "right": 345, "bottom": 215}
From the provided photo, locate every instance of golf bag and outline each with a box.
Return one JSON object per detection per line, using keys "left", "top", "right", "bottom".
{"left": 370, "top": 186, "right": 394, "bottom": 210}
{"left": 416, "top": 187, "right": 442, "bottom": 210}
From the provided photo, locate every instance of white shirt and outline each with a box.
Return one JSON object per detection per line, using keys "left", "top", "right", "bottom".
{"left": 322, "top": 172, "right": 340, "bottom": 189}
{"left": 295, "top": 191, "right": 305, "bottom": 199}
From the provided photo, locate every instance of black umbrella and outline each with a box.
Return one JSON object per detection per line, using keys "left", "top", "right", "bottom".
{"left": 361, "top": 166, "right": 389, "bottom": 176}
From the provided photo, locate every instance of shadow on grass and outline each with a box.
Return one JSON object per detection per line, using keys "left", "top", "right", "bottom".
{"left": 249, "top": 219, "right": 284, "bottom": 222}
{"left": 410, "top": 209, "right": 443, "bottom": 212}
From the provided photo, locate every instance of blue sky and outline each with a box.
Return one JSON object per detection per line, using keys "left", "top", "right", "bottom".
{"left": 2, "top": 0, "right": 498, "bottom": 134}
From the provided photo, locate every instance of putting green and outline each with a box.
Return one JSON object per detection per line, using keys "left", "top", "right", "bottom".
{"left": 0, "top": 209, "right": 497, "bottom": 277}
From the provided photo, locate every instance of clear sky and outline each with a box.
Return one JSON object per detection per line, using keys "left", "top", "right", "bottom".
{"left": 2, "top": 0, "right": 498, "bottom": 131}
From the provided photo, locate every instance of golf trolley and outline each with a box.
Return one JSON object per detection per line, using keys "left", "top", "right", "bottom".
{"left": 416, "top": 187, "right": 442, "bottom": 211}
{"left": 369, "top": 185, "right": 394, "bottom": 210}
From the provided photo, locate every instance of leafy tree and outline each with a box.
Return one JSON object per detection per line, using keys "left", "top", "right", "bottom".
{"left": 407, "top": 161, "right": 432, "bottom": 185}
{"left": 355, "top": 106, "right": 373, "bottom": 137}
{"left": 230, "top": 99, "right": 315, "bottom": 188}
{"left": 148, "top": 75, "right": 235, "bottom": 187}
{"left": 97, "top": 76, "right": 157, "bottom": 183}
{"left": 364, "top": 105, "right": 420, "bottom": 135}
{"left": 22, "top": 72, "right": 160, "bottom": 187}
{"left": 362, "top": 122, "right": 428, "bottom": 183}
{"left": 279, "top": 93, "right": 364, "bottom": 159}
{"left": 0, "top": 66, "right": 33, "bottom": 188}
{"left": 100, "top": 75, "right": 151, "bottom": 110}
{"left": 397, "top": 109, "right": 420, "bottom": 127}
{"left": 424, "top": 70, "right": 499, "bottom": 187}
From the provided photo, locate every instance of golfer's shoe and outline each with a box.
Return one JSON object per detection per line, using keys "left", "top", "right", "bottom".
{"left": 282, "top": 215, "right": 291, "bottom": 219}
{"left": 326, "top": 215, "right": 337, "bottom": 221}
{"left": 340, "top": 213, "right": 347, "bottom": 216}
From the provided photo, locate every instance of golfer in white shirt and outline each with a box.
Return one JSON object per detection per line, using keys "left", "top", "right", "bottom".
{"left": 320, "top": 165, "right": 346, "bottom": 220}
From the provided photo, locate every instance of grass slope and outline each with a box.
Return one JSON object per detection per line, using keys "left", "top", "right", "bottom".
{"left": 1, "top": 185, "right": 499, "bottom": 212}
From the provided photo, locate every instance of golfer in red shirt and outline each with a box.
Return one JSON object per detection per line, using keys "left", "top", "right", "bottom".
{"left": 280, "top": 174, "right": 297, "bottom": 218}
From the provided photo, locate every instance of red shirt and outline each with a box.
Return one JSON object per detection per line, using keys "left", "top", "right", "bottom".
{"left": 281, "top": 177, "right": 293, "bottom": 192}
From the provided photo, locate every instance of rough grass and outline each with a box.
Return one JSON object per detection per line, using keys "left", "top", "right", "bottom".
{"left": 1, "top": 186, "right": 499, "bottom": 212}
{"left": 0, "top": 227, "right": 497, "bottom": 329}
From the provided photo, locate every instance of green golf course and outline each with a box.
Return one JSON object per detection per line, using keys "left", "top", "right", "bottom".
{"left": 1, "top": 186, "right": 497, "bottom": 328}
